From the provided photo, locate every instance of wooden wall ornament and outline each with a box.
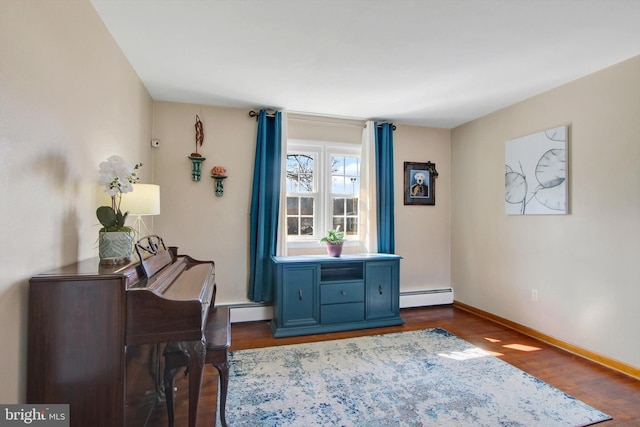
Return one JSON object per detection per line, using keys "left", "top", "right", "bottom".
{"left": 188, "top": 115, "right": 206, "bottom": 181}
{"left": 193, "top": 114, "right": 204, "bottom": 156}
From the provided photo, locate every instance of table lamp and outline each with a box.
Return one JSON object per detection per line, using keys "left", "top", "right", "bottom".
{"left": 120, "top": 184, "right": 161, "bottom": 237}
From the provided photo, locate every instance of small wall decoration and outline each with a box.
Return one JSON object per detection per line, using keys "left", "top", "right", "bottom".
{"left": 188, "top": 114, "right": 206, "bottom": 181}
{"left": 211, "top": 166, "right": 228, "bottom": 197}
{"left": 193, "top": 114, "right": 204, "bottom": 156}
{"left": 505, "top": 125, "right": 568, "bottom": 215}
{"left": 404, "top": 161, "right": 438, "bottom": 205}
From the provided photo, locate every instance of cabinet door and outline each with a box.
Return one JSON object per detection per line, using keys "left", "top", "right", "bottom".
{"left": 365, "top": 261, "right": 399, "bottom": 320}
{"left": 281, "top": 265, "right": 319, "bottom": 328}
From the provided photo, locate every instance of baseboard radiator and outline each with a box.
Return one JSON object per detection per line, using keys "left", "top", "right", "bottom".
{"left": 224, "top": 287, "right": 453, "bottom": 324}
{"left": 226, "top": 302, "right": 274, "bottom": 323}
{"left": 399, "top": 288, "right": 454, "bottom": 308}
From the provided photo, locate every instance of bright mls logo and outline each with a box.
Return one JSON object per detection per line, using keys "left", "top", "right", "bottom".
{"left": 0, "top": 405, "right": 68, "bottom": 426}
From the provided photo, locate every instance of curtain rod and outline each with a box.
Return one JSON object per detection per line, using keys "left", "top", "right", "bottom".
{"left": 249, "top": 110, "right": 276, "bottom": 118}
{"left": 365, "top": 122, "right": 397, "bottom": 131}
{"left": 249, "top": 110, "right": 395, "bottom": 130}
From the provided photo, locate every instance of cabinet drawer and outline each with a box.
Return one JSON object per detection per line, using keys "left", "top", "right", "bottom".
{"left": 321, "top": 281, "right": 364, "bottom": 304}
{"left": 321, "top": 302, "right": 364, "bottom": 324}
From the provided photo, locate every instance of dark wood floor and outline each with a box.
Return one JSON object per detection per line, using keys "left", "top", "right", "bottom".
{"left": 147, "top": 305, "right": 640, "bottom": 426}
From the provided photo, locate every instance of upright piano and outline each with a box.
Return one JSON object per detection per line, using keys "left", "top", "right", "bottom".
{"left": 27, "top": 236, "right": 216, "bottom": 427}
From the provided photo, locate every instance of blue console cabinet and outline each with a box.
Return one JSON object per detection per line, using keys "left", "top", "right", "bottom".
{"left": 271, "top": 254, "right": 403, "bottom": 337}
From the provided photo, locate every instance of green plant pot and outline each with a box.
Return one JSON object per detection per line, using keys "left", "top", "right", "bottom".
{"left": 99, "top": 231, "right": 134, "bottom": 265}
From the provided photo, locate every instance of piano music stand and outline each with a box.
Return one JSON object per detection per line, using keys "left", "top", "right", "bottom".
{"left": 164, "top": 306, "right": 231, "bottom": 427}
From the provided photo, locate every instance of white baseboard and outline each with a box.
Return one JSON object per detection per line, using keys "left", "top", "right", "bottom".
{"left": 226, "top": 303, "right": 274, "bottom": 323}
{"left": 223, "top": 287, "right": 453, "bottom": 324}
{"left": 399, "top": 288, "right": 454, "bottom": 308}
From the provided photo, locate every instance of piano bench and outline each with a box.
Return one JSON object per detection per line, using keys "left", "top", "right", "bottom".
{"left": 163, "top": 306, "right": 231, "bottom": 427}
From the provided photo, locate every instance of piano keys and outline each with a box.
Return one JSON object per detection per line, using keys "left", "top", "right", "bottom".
{"left": 27, "top": 236, "right": 216, "bottom": 427}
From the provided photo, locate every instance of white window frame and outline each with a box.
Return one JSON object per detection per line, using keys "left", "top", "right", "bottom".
{"left": 286, "top": 139, "right": 361, "bottom": 248}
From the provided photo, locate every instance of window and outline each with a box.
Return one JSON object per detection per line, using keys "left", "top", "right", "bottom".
{"left": 285, "top": 140, "right": 361, "bottom": 244}
{"left": 330, "top": 155, "right": 360, "bottom": 236}
{"left": 285, "top": 151, "right": 317, "bottom": 237}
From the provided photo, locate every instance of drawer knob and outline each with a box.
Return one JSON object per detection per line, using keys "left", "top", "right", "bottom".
{"left": 299, "top": 289, "right": 303, "bottom": 300}
{"left": 379, "top": 285, "right": 384, "bottom": 295}
{"left": 341, "top": 291, "right": 347, "bottom": 296}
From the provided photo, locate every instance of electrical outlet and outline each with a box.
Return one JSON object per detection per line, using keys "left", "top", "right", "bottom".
{"left": 531, "top": 289, "right": 539, "bottom": 302}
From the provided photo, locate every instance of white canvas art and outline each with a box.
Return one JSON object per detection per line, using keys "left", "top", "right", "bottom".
{"left": 505, "top": 126, "right": 568, "bottom": 215}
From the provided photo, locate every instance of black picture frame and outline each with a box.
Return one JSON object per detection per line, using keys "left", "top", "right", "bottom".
{"left": 404, "top": 161, "right": 438, "bottom": 205}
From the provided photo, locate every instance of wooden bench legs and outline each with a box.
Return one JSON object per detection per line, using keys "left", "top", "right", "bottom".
{"left": 209, "top": 353, "right": 230, "bottom": 427}
{"left": 163, "top": 307, "right": 231, "bottom": 427}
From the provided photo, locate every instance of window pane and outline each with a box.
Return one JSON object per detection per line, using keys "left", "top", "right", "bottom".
{"left": 331, "top": 175, "right": 344, "bottom": 194}
{"left": 286, "top": 179, "right": 296, "bottom": 192}
{"left": 300, "top": 197, "right": 314, "bottom": 215}
{"left": 298, "top": 173, "right": 313, "bottom": 193}
{"left": 331, "top": 196, "right": 358, "bottom": 235}
{"left": 287, "top": 197, "right": 298, "bottom": 215}
{"left": 331, "top": 155, "right": 360, "bottom": 195}
{"left": 346, "top": 217, "right": 358, "bottom": 235}
{"left": 287, "top": 196, "right": 314, "bottom": 237}
{"left": 332, "top": 197, "right": 345, "bottom": 215}
{"left": 287, "top": 154, "right": 313, "bottom": 170}
{"left": 344, "top": 156, "right": 360, "bottom": 175}
{"left": 287, "top": 217, "right": 299, "bottom": 235}
{"left": 348, "top": 177, "right": 359, "bottom": 194}
{"left": 286, "top": 154, "right": 314, "bottom": 193}
{"left": 300, "top": 217, "right": 314, "bottom": 235}
{"left": 346, "top": 197, "right": 358, "bottom": 215}
{"left": 332, "top": 156, "right": 344, "bottom": 175}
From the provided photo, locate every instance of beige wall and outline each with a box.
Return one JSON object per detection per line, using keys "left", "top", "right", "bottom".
{"left": 151, "top": 103, "right": 257, "bottom": 304}
{"left": 451, "top": 56, "right": 640, "bottom": 369}
{"left": 4, "top": 0, "right": 634, "bottom": 408}
{"left": 0, "top": 0, "right": 153, "bottom": 402}
{"left": 394, "top": 125, "right": 451, "bottom": 291}
{"left": 152, "top": 105, "right": 452, "bottom": 304}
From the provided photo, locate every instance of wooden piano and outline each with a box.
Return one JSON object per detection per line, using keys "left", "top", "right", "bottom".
{"left": 27, "top": 236, "right": 216, "bottom": 427}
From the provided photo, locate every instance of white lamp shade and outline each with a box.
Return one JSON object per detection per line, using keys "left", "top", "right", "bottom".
{"left": 120, "top": 184, "right": 160, "bottom": 216}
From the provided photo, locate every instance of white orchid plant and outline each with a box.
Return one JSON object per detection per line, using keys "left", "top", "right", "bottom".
{"left": 97, "top": 155, "right": 142, "bottom": 232}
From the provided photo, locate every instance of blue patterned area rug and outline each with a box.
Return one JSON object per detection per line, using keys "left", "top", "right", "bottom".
{"left": 218, "top": 328, "right": 611, "bottom": 426}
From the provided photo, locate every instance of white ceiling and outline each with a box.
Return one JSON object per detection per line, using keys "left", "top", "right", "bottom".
{"left": 90, "top": 0, "right": 639, "bottom": 128}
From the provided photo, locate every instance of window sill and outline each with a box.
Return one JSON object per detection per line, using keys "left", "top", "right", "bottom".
{"left": 287, "top": 240, "right": 359, "bottom": 249}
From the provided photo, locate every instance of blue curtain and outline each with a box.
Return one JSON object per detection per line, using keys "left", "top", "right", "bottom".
{"left": 248, "top": 110, "right": 282, "bottom": 302}
{"left": 375, "top": 122, "right": 395, "bottom": 254}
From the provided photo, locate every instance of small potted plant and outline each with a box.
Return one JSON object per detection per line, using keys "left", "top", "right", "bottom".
{"left": 97, "top": 155, "right": 142, "bottom": 264}
{"left": 320, "top": 225, "right": 345, "bottom": 257}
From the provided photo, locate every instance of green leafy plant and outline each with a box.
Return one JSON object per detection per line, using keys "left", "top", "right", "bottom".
{"left": 96, "top": 205, "right": 131, "bottom": 232}
{"left": 97, "top": 155, "right": 142, "bottom": 232}
{"left": 320, "top": 226, "right": 345, "bottom": 244}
